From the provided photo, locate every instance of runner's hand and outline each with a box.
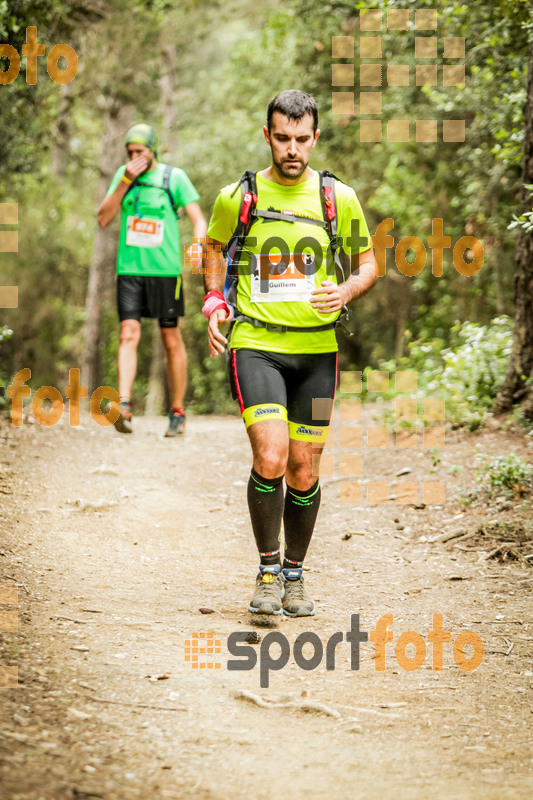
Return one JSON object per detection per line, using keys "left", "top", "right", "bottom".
{"left": 125, "top": 155, "right": 149, "bottom": 181}
{"left": 208, "top": 308, "right": 230, "bottom": 357}
{"left": 310, "top": 280, "right": 346, "bottom": 313}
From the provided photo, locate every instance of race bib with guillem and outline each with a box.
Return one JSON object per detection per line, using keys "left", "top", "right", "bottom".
{"left": 126, "top": 216, "right": 164, "bottom": 248}
{"left": 250, "top": 252, "right": 316, "bottom": 303}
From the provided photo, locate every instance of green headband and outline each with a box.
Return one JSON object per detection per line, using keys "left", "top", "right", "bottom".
{"left": 125, "top": 124, "right": 158, "bottom": 158}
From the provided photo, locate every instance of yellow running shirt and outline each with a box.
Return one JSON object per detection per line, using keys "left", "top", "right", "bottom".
{"left": 207, "top": 170, "right": 371, "bottom": 354}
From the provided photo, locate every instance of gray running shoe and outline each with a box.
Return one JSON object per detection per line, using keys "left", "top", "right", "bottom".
{"left": 248, "top": 564, "right": 284, "bottom": 615}
{"left": 282, "top": 568, "right": 316, "bottom": 617}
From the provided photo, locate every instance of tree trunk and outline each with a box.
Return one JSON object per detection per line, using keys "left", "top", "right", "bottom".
{"left": 82, "top": 98, "right": 131, "bottom": 392}
{"left": 145, "top": 322, "right": 169, "bottom": 415}
{"left": 159, "top": 42, "right": 178, "bottom": 142}
{"left": 493, "top": 39, "right": 533, "bottom": 418}
{"left": 145, "top": 39, "right": 179, "bottom": 411}
{"left": 51, "top": 82, "right": 75, "bottom": 180}
{"left": 395, "top": 281, "right": 412, "bottom": 359}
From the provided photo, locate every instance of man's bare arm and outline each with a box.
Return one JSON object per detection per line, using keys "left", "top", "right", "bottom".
{"left": 183, "top": 201, "right": 207, "bottom": 240}
{"left": 97, "top": 155, "right": 150, "bottom": 228}
{"left": 203, "top": 236, "right": 226, "bottom": 293}
{"left": 183, "top": 202, "right": 208, "bottom": 269}
{"left": 202, "top": 237, "right": 229, "bottom": 357}
{"left": 341, "top": 247, "right": 378, "bottom": 304}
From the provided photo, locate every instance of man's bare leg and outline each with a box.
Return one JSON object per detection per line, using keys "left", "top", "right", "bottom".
{"left": 118, "top": 319, "right": 141, "bottom": 399}
{"left": 114, "top": 319, "right": 140, "bottom": 433}
{"left": 247, "top": 419, "right": 289, "bottom": 478}
{"left": 285, "top": 439, "right": 323, "bottom": 490}
{"left": 161, "top": 325, "right": 187, "bottom": 436}
{"left": 160, "top": 326, "right": 187, "bottom": 410}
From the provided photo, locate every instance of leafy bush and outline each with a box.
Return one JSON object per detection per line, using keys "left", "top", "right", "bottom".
{"left": 0, "top": 325, "right": 13, "bottom": 411}
{"left": 378, "top": 317, "right": 513, "bottom": 429}
{"left": 476, "top": 453, "right": 533, "bottom": 497}
{"left": 508, "top": 184, "right": 533, "bottom": 234}
{"left": 430, "top": 317, "right": 513, "bottom": 428}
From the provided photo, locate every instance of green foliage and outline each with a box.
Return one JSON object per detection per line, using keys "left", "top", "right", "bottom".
{"left": 379, "top": 316, "right": 513, "bottom": 429}
{"left": 426, "top": 317, "right": 513, "bottom": 428}
{"left": 286, "top": 0, "right": 531, "bottom": 364}
{"left": 0, "top": 326, "right": 13, "bottom": 411}
{"left": 509, "top": 405, "right": 533, "bottom": 434}
{"left": 0, "top": 326, "right": 12, "bottom": 344}
{"left": 509, "top": 184, "right": 533, "bottom": 234}
{"left": 475, "top": 452, "right": 533, "bottom": 496}
{"left": 479, "top": 517, "right": 533, "bottom": 537}
{"left": 1, "top": 0, "right": 532, "bottom": 415}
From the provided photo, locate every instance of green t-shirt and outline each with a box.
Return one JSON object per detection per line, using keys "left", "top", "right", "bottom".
{"left": 207, "top": 170, "right": 371, "bottom": 354}
{"left": 107, "top": 163, "right": 200, "bottom": 277}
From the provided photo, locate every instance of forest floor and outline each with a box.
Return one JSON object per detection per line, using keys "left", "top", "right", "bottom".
{"left": 0, "top": 404, "right": 532, "bottom": 800}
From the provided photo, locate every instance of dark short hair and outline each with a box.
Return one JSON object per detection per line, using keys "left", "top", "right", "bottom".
{"left": 267, "top": 90, "right": 318, "bottom": 133}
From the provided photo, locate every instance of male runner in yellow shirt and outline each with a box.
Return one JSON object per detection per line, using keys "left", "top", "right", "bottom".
{"left": 203, "top": 91, "right": 377, "bottom": 616}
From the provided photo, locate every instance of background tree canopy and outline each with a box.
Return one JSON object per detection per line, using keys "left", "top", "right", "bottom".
{"left": 1, "top": 0, "right": 532, "bottom": 418}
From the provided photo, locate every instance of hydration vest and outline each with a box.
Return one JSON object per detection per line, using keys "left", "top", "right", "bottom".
{"left": 124, "top": 165, "right": 179, "bottom": 217}
{"left": 224, "top": 170, "right": 348, "bottom": 333}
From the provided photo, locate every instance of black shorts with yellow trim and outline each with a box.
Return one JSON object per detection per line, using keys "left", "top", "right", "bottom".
{"left": 229, "top": 348, "right": 337, "bottom": 444}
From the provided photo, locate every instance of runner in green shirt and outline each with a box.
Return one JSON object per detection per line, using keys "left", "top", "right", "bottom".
{"left": 98, "top": 123, "right": 207, "bottom": 436}
{"left": 203, "top": 91, "right": 377, "bottom": 616}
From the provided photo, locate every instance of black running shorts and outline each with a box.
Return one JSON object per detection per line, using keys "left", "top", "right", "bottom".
{"left": 229, "top": 348, "right": 337, "bottom": 444}
{"left": 117, "top": 275, "right": 184, "bottom": 328}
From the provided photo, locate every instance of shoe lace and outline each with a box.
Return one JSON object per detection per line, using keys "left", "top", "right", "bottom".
{"left": 259, "top": 575, "right": 281, "bottom": 597}
{"left": 285, "top": 577, "right": 306, "bottom": 599}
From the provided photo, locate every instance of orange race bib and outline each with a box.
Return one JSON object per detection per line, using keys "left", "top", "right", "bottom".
{"left": 250, "top": 251, "right": 316, "bottom": 303}
{"left": 126, "top": 216, "right": 164, "bottom": 248}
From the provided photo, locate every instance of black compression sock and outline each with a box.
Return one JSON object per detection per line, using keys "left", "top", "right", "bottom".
{"left": 283, "top": 480, "right": 321, "bottom": 567}
{"left": 247, "top": 468, "right": 284, "bottom": 566}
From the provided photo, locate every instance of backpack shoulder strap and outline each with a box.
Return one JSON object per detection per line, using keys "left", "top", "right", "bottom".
{"left": 319, "top": 169, "right": 347, "bottom": 280}
{"left": 319, "top": 170, "right": 339, "bottom": 235}
{"left": 223, "top": 171, "right": 257, "bottom": 307}
{"left": 122, "top": 165, "right": 179, "bottom": 217}
{"left": 225, "top": 170, "right": 257, "bottom": 262}
{"left": 162, "top": 165, "right": 179, "bottom": 217}
{"left": 319, "top": 169, "right": 355, "bottom": 330}
{"left": 231, "top": 170, "right": 257, "bottom": 228}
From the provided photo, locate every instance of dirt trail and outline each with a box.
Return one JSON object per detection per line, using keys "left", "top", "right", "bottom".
{"left": 0, "top": 409, "right": 532, "bottom": 800}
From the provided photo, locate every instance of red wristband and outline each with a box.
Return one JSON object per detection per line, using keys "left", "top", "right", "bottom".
{"left": 203, "top": 290, "right": 225, "bottom": 303}
{"left": 202, "top": 291, "right": 230, "bottom": 321}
